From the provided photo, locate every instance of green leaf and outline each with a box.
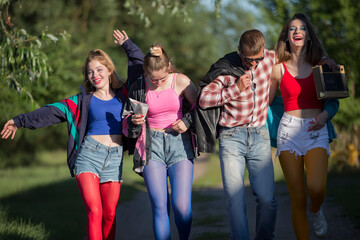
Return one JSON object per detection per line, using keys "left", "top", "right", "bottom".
{"left": 46, "top": 34, "right": 58, "bottom": 42}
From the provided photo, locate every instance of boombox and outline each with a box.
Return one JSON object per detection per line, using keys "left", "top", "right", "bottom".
{"left": 312, "top": 64, "right": 349, "bottom": 99}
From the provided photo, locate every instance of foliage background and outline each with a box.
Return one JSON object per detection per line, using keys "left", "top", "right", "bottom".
{"left": 0, "top": 0, "right": 256, "bottom": 167}
{"left": 0, "top": 0, "right": 359, "bottom": 168}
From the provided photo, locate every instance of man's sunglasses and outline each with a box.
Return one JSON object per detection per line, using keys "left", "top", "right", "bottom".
{"left": 241, "top": 51, "right": 265, "bottom": 63}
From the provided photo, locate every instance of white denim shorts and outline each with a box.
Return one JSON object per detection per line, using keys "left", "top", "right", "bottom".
{"left": 276, "top": 112, "right": 329, "bottom": 157}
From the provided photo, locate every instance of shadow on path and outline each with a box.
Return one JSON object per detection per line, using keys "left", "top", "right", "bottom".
{"left": 116, "top": 157, "right": 360, "bottom": 240}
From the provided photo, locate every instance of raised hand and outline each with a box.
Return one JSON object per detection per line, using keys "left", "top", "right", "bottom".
{"left": 1, "top": 119, "right": 18, "bottom": 140}
{"left": 113, "top": 29, "right": 129, "bottom": 46}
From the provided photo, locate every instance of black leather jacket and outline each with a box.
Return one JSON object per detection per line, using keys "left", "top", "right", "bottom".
{"left": 195, "top": 51, "right": 246, "bottom": 153}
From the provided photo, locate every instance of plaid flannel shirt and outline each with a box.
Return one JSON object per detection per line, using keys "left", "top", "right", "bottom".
{"left": 199, "top": 49, "right": 276, "bottom": 128}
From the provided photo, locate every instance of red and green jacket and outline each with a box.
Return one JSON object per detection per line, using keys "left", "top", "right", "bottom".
{"left": 14, "top": 87, "right": 94, "bottom": 176}
{"left": 13, "top": 39, "right": 144, "bottom": 176}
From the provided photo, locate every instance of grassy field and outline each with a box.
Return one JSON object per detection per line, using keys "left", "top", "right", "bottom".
{"left": 0, "top": 149, "right": 359, "bottom": 239}
{"left": 327, "top": 167, "right": 360, "bottom": 229}
{"left": 0, "top": 150, "right": 141, "bottom": 240}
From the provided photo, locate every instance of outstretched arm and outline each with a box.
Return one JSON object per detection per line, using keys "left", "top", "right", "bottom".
{"left": 1, "top": 119, "right": 18, "bottom": 140}
{"left": 1, "top": 97, "right": 72, "bottom": 140}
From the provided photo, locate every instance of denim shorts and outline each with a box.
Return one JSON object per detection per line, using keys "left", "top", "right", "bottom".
{"left": 75, "top": 136, "right": 123, "bottom": 183}
{"left": 276, "top": 112, "right": 329, "bottom": 157}
{"left": 150, "top": 130, "right": 194, "bottom": 168}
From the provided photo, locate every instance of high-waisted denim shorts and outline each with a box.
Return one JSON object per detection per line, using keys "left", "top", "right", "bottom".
{"left": 75, "top": 135, "right": 123, "bottom": 183}
{"left": 276, "top": 112, "right": 329, "bottom": 157}
{"left": 150, "top": 130, "right": 194, "bottom": 168}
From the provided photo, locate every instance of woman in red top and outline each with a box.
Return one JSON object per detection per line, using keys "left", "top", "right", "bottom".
{"left": 269, "top": 13, "right": 338, "bottom": 239}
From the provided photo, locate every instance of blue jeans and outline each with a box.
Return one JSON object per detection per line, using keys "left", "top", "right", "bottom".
{"left": 75, "top": 136, "right": 123, "bottom": 183}
{"left": 149, "top": 130, "right": 194, "bottom": 167}
{"left": 219, "top": 125, "right": 277, "bottom": 240}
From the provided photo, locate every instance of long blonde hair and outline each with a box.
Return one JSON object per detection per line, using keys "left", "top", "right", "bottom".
{"left": 275, "top": 13, "right": 326, "bottom": 65}
{"left": 83, "top": 49, "right": 123, "bottom": 93}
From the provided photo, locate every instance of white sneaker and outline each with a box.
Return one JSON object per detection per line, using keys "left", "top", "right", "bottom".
{"left": 311, "top": 207, "right": 328, "bottom": 238}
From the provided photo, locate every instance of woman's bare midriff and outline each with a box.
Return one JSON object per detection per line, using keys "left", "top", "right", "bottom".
{"left": 286, "top": 109, "right": 322, "bottom": 118}
{"left": 89, "top": 134, "right": 122, "bottom": 147}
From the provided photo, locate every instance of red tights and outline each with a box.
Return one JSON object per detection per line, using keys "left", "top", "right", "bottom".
{"left": 76, "top": 173, "right": 121, "bottom": 240}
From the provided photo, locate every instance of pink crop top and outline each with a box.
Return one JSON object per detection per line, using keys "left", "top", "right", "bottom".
{"left": 280, "top": 63, "right": 323, "bottom": 112}
{"left": 145, "top": 73, "right": 183, "bottom": 128}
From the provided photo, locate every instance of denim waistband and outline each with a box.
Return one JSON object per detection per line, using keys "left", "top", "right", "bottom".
{"left": 220, "top": 124, "right": 266, "bottom": 132}
{"left": 149, "top": 129, "right": 180, "bottom": 137}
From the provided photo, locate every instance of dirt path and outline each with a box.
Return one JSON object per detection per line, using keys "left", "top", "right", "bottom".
{"left": 116, "top": 156, "right": 360, "bottom": 240}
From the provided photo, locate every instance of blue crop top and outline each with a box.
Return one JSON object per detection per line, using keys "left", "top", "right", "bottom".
{"left": 87, "top": 96, "right": 123, "bottom": 135}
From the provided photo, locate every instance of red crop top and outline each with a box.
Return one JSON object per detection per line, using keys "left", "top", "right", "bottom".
{"left": 280, "top": 62, "right": 323, "bottom": 112}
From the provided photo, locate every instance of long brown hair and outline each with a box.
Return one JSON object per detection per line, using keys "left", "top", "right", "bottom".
{"left": 275, "top": 13, "right": 326, "bottom": 65}
{"left": 83, "top": 49, "right": 122, "bottom": 93}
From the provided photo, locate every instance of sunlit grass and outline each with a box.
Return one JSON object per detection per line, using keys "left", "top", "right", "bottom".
{"left": 0, "top": 150, "right": 69, "bottom": 198}
{"left": 1, "top": 148, "right": 359, "bottom": 240}
{"left": 193, "top": 147, "right": 285, "bottom": 189}
{"left": 193, "top": 153, "right": 223, "bottom": 188}
{"left": 0, "top": 206, "right": 48, "bottom": 240}
{"left": 0, "top": 150, "right": 143, "bottom": 240}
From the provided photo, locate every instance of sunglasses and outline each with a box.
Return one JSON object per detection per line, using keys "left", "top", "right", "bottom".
{"left": 241, "top": 51, "right": 265, "bottom": 63}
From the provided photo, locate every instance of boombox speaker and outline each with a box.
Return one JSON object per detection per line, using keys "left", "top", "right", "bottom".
{"left": 312, "top": 64, "right": 349, "bottom": 99}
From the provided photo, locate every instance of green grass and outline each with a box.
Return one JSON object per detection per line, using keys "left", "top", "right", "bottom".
{"left": 193, "top": 153, "right": 223, "bottom": 188}
{"left": 0, "top": 150, "right": 143, "bottom": 240}
{"left": 0, "top": 150, "right": 83, "bottom": 240}
{"left": 193, "top": 214, "right": 226, "bottom": 226}
{"left": 0, "top": 205, "right": 48, "bottom": 240}
{"left": 193, "top": 147, "right": 285, "bottom": 189}
{"left": 327, "top": 167, "right": 360, "bottom": 229}
{"left": 192, "top": 231, "right": 231, "bottom": 240}
{"left": 1, "top": 149, "right": 359, "bottom": 239}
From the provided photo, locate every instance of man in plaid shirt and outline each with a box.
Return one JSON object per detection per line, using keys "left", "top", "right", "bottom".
{"left": 198, "top": 29, "right": 278, "bottom": 240}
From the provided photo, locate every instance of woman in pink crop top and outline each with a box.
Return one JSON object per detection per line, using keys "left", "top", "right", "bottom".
{"left": 126, "top": 43, "right": 197, "bottom": 240}
{"left": 269, "top": 13, "right": 338, "bottom": 239}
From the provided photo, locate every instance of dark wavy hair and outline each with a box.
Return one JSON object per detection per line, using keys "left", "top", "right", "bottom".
{"left": 275, "top": 13, "right": 327, "bottom": 65}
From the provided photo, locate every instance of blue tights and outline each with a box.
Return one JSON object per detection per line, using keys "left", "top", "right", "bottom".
{"left": 143, "top": 159, "right": 194, "bottom": 240}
